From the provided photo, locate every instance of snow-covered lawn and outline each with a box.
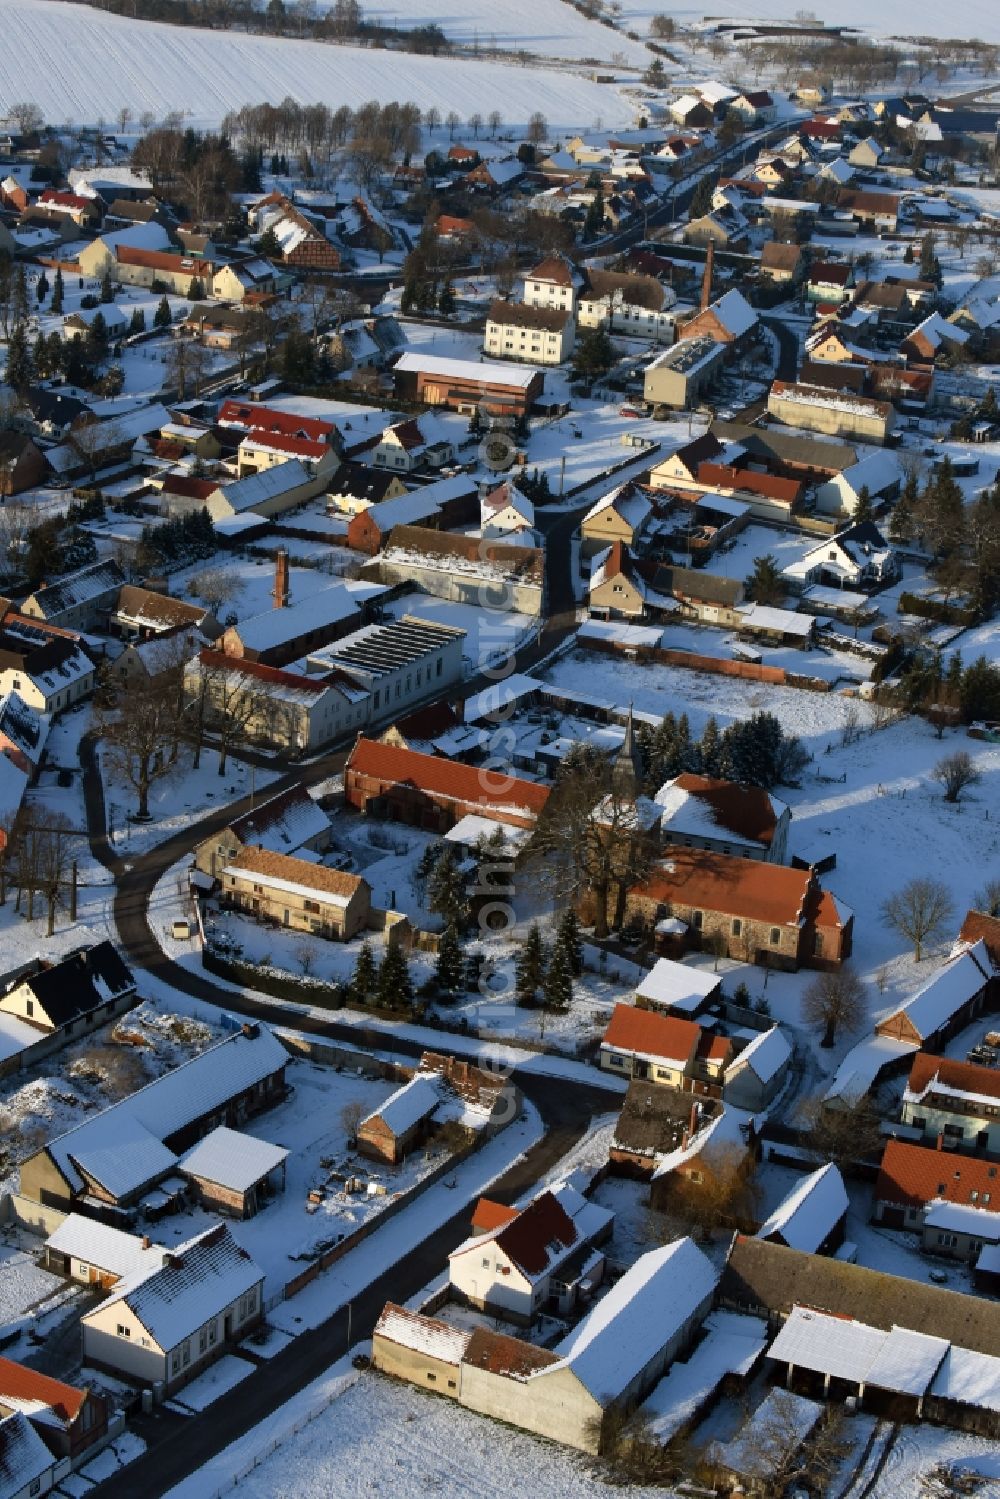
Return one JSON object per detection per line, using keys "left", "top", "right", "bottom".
{"left": 166, "top": 1353, "right": 256, "bottom": 1414}
{"left": 215, "top": 1369, "right": 668, "bottom": 1499}
{"left": 0, "top": 1241, "right": 73, "bottom": 1335}
{"left": 0, "top": 0, "right": 634, "bottom": 130}
{"left": 871, "top": 1423, "right": 1000, "bottom": 1497}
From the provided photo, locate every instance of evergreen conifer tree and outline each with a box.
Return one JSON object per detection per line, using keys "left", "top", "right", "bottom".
{"left": 51, "top": 266, "right": 64, "bottom": 314}
{"left": 377, "top": 942, "right": 413, "bottom": 1010}
{"left": 154, "top": 296, "right": 172, "bottom": 328}
{"left": 99, "top": 269, "right": 114, "bottom": 304}
{"left": 555, "top": 907, "right": 584, "bottom": 977}
{"left": 5, "top": 323, "right": 33, "bottom": 390}
{"left": 435, "top": 922, "right": 464, "bottom": 995}
{"left": 543, "top": 940, "right": 573, "bottom": 1011}
{"left": 515, "top": 923, "right": 546, "bottom": 1007}
{"left": 351, "top": 940, "right": 379, "bottom": 1003}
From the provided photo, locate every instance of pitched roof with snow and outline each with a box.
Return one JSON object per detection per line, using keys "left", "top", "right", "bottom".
{"left": 635, "top": 958, "right": 720, "bottom": 1014}
{"left": 726, "top": 1025, "right": 791, "bottom": 1087}
{"left": 375, "top": 1303, "right": 471, "bottom": 1365}
{"left": 905, "top": 1051, "right": 1000, "bottom": 1109}
{"left": 346, "top": 738, "right": 550, "bottom": 820}
{"left": 225, "top": 784, "right": 331, "bottom": 856}
{"left": 877, "top": 941, "right": 992, "bottom": 1043}
{"left": 224, "top": 847, "right": 366, "bottom": 907}
{"left": 0, "top": 1411, "right": 54, "bottom": 1494}
{"left": 360, "top": 1075, "right": 441, "bottom": 1137}
{"left": 757, "top": 1163, "right": 848, "bottom": 1253}
{"left": 632, "top": 849, "right": 844, "bottom": 933}
{"left": 767, "top": 1306, "right": 948, "bottom": 1396}
{"left": 876, "top": 1138, "right": 1000, "bottom": 1212}
{"left": 653, "top": 773, "right": 787, "bottom": 851}
{"left": 45, "top": 1215, "right": 163, "bottom": 1282}
{"left": 91, "top": 1224, "right": 262, "bottom": 1350}
{"left": 179, "top": 1126, "right": 288, "bottom": 1191}
{"left": 212, "top": 459, "right": 312, "bottom": 514}
{"left": 542, "top": 1239, "right": 717, "bottom": 1402}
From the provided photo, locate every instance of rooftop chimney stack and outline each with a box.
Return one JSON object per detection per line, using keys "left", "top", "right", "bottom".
{"left": 700, "top": 239, "right": 715, "bottom": 312}
{"left": 273, "top": 547, "right": 289, "bottom": 610}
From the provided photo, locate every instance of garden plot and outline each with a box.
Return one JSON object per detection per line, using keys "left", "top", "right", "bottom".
{"left": 0, "top": 1240, "right": 79, "bottom": 1337}
{"left": 527, "top": 405, "right": 682, "bottom": 499}
{"left": 697, "top": 522, "right": 815, "bottom": 584}
{"left": 220, "top": 1367, "right": 667, "bottom": 1499}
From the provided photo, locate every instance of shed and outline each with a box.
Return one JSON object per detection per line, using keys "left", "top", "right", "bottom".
{"left": 357, "top": 1075, "right": 442, "bottom": 1164}
{"left": 724, "top": 1025, "right": 792, "bottom": 1111}
{"left": 44, "top": 1214, "right": 164, "bottom": 1289}
{"left": 756, "top": 1163, "right": 848, "bottom": 1255}
{"left": 635, "top": 959, "right": 721, "bottom": 1017}
{"left": 179, "top": 1126, "right": 288, "bottom": 1218}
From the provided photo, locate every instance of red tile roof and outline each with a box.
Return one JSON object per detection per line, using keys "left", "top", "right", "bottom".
{"left": 463, "top": 1327, "right": 559, "bottom": 1376}
{"left": 217, "top": 400, "right": 335, "bottom": 443}
{"left": 697, "top": 463, "right": 802, "bottom": 505}
{"left": 876, "top": 1138, "right": 1000, "bottom": 1210}
{"left": 697, "top": 1032, "right": 733, "bottom": 1063}
{"left": 239, "top": 430, "right": 328, "bottom": 460}
{"left": 603, "top": 1003, "right": 701, "bottom": 1065}
{"left": 197, "top": 648, "right": 331, "bottom": 695}
{"left": 907, "top": 1051, "right": 1000, "bottom": 1105}
{"left": 631, "top": 849, "right": 842, "bottom": 930}
{"left": 470, "top": 1197, "right": 520, "bottom": 1233}
{"left": 492, "top": 1191, "right": 577, "bottom": 1277}
{"left": 669, "top": 773, "right": 781, "bottom": 847}
{"left": 959, "top": 910, "right": 1000, "bottom": 967}
{"left": 38, "top": 190, "right": 93, "bottom": 211}
{"left": 116, "top": 246, "right": 212, "bottom": 274}
{"left": 346, "top": 737, "right": 550, "bottom": 817}
{"left": 0, "top": 1357, "right": 87, "bottom": 1423}
{"left": 159, "top": 476, "right": 217, "bottom": 500}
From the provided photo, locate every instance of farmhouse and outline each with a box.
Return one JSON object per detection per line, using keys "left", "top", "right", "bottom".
{"left": 193, "top": 784, "right": 332, "bottom": 879}
{"left": 599, "top": 1004, "right": 732, "bottom": 1092}
{"left": 18, "top": 1023, "right": 289, "bottom": 1214}
{"left": 874, "top": 1138, "right": 1000, "bottom": 1234}
{"left": 221, "top": 848, "right": 372, "bottom": 941}
{"left": 81, "top": 1224, "right": 264, "bottom": 1393}
{"left": 627, "top": 851, "right": 853, "bottom": 970}
{"left": 44, "top": 1215, "right": 165, "bottom": 1290}
{"left": 899, "top": 1052, "right": 1000, "bottom": 1154}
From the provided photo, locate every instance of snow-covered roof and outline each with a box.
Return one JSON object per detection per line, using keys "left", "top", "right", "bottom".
{"left": 635, "top": 958, "right": 719, "bottom": 1014}
{"left": 727, "top": 1025, "right": 792, "bottom": 1086}
{"left": 230, "top": 582, "right": 370, "bottom": 651}
{"left": 757, "top": 1163, "right": 848, "bottom": 1254}
{"left": 582, "top": 482, "right": 652, "bottom": 531}
{"left": 443, "top": 814, "right": 530, "bottom": 851}
{"left": 711, "top": 289, "right": 757, "bottom": 338}
{"left": 835, "top": 449, "right": 904, "bottom": 498}
{"left": 541, "top": 1239, "right": 717, "bottom": 1402}
{"left": 767, "top": 1306, "right": 948, "bottom": 1395}
{"left": 651, "top": 1101, "right": 750, "bottom": 1179}
{"left": 931, "top": 1346, "right": 1000, "bottom": 1413}
{"left": 923, "top": 1199, "right": 1000, "bottom": 1242}
{"left": 180, "top": 1126, "right": 288, "bottom": 1191}
{"left": 824, "top": 1034, "right": 919, "bottom": 1104}
{"left": 393, "top": 352, "right": 540, "bottom": 389}
{"left": 360, "top": 1074, "right": 441, "bottom": 1136}
{"left": 43, "top": 1026, "right": 288, "bottom": 1201}
{"left": 0, "top": 753, "right": 29, "bottom": 829}
{"left": 0, "top": 1411, "right": 54, "bottom": 1494}
{"left": 714, "top": 1387, "right": 820, "bottom": 1478}
{"left": 375, "top": 1303, "right": 470, "bottom": 1366}
{"left": 0, "top": 1010, "right": 42, "bottom": 1064}
{"left": 213, "top": 459, "right": 312, "bottom": 513}
{"left": 738, "top": 603, "right": 814, "bottom": 637}
{"left": 880, "top": 941, "right": 992, "bottom": 1043}
{"left": 226, "top": 785, "right": 330, "bottom": 856}
{"left": 45, "top": 1214, "right": 163, "bottom": 1280}
{"left": 88, "top": 221, "right": 169, "bottom": 256}
{"left": 92, "top": 1224, "right": 263, "bottom": 1350}
{"left": 639, "top": 1311, "right": 767, "bottom": 1443}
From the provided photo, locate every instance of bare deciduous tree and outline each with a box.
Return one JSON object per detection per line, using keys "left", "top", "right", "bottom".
{"left": 340, "top": 1099, "right": 365, "bottom": 1140}
{"left": 882, "top": 877, "right": 955, "bottom": 961}
{"left": 974, "top": 877, "right": 1000, "bottom": 918}
{"left": 708, "top": 1396, "right": 850, "bottom": 1499}
{"left": 931, "top": 750, "right": 982, "bottom": 804}
{"left": 98, "top": 668, "right": 184, "bottom": 821}
{"left": 803, "top": 965, "right": 867, "bottom": 1048}
{"left": 669, "top": 1145, "right": 760, "bottom": 1241}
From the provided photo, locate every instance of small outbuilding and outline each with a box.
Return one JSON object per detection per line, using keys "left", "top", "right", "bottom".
{"left": 357, "top": 1075, "right": 442, "bottom": 1164}
{"left": 179, "top": 1126, "right": 288, "bottom": 1218}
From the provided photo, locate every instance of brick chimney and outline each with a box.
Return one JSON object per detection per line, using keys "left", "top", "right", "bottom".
{"left": 273, "top": 547, "right": 289, "bottom": 609}
{"left": 700, "top": 239, "right": 715, "bottom": 312}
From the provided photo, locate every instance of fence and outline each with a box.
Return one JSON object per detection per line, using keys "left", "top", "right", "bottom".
{"left": 578, "top": 632, "right": 831, "bottom": 693}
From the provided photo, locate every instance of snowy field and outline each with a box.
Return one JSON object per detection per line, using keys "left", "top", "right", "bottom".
{"left": 346, "top": 0, "right": 651, "bottom": 63}
{"left": 221, "top": 1371, "right": 669, "bottom": 1499}
{"left": 0, "top": 0, "right": 633, "bottom": 130}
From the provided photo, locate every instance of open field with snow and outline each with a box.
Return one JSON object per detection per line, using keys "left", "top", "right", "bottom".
{"left": 346, "top": 0, "right": 651, "bottom": 63}
{"left": 0, "top": 0, "right": 633, "bottom": 131}
{"left": 614, "top": 1, "right": 1000, "bottom": 43}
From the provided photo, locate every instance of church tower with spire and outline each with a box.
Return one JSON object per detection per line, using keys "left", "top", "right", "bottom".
{"left": 611, "top": 707, "right": 644, "bottom": 802}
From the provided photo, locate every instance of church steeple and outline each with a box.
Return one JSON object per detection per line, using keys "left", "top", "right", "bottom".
{"left": 612, "top": 706, "right": 643, "bottom": 801}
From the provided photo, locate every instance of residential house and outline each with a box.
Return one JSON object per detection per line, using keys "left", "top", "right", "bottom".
{"left": 0, "top": 690, "right": 46, "bottom": 777}
{"left": 374, "top": 1238, "right": 718, "bottom": 1453}
{"left": 581, "top": 481, "right": 653, "bottom": 552}
{"left": 874, "top": 1138, "right": 1000, "bottom": 1259}
{"left": 901, "top": 311, "right": 970, "bottom": 366}
{"left": 357, "top": 1075, "right": 443, "bottom": 1165}
{"left": 21, "top": 561, "right": 125, "bottom": 633}
{"left": 251, "top": 192, "right": 340, "bottom": 271}
{"left": 480, "top": 481, "right": 535, "bottom": 540}
{"left": 221, "top": 847, "right": 371, "bottom": 940}
{"left": 576, "top": 271, "right": 675, "bottom": 342}
{"left": 875, "top": 941, "right": 992, "bottom": 1051}
{"left": 110, "top": 586, "right": 218, "bottom": 642}
{"left": 114, "top": 628, "right": 207, "bottom": 691}
{"left": 44, "top": 1215, "right": 165, "bottom": 1290}
{"left": 345, "top": 735, "right": 549, "bottom": 831}
{"left": 81, "top": 1224, "right": 264, "bottom": 1393}
{"left": 599, "top": 1004, "right": 733, "bottom": 1093}
{"left": 193, "top": 784, "right": 333, "bottom": 879}
{"left": 74, "top": 222, "right": 172, "bottom": 279}
{"left": 484, "top": 301, "right": 574, "bottom": 366}
{"left": 0, "top": 620, "right": 95, "bottom": 716}
{"left": 235, "top": 431, "right": 338, "bottom": 485}
{"left": 756, "top": 1163, "right": 848, "bottom": 1255}
{"left": 0, "top": 1410, "right": 58, "bottom": 1497}
{"left": 731, "top": 90, "right": 776, "bottom": 124}
{"left": 815, "top": 450, "right": 903, "bottom": 517}
{"left": 206, "top": 460, "right": 325, "bottom": 523}
{"left": 18, "top": 1023, "right": 289, "bottom": 1214}
{"left": 0, "top": 432, "right": 47, "bottom": 496}
{"left": 0, "top": 943, "right": 137, "bottom": 1043}
{"left": 723, "top": 1026, "right": 792, "bottom": 1111}
{"left": 759, "top": 241, "right": 806, "bottom": 287}
{"left": 326, "top": 462, "right": 407, "bottom": 513}
{"left": 610, "top": 1082, "right": 725, "bottom": 1177}
{"left": 210, "top": 257, "right": 278, "bottom": 302}
{"left": 178, "top": 1126, "right": 288, "bottom": 1218}
{"left": 684, "top": 207, "right": 750, "bottom": 252}
{"left": 807, "top": 261, "right": 853, "bottom": 303}
{"left": 448, "top": 1183, "right": 614, "bottom": 1325}
{"left": 0, "top": 1361, "right": 107, "bottom": 1465}
{"left": 521, "top": 255, "right": 585, "bottom": 314}
{"left": 392, "top": 352, "right": 543, "bottom": 418}
{"left": 782, "top": 521, "right": 899, "bottom": 592}
{"left": 371, "top": 418, "right": 455, "bottom": 473}
{"left": 654, "top": 774, "right": 791, "bottom": 864}
{"left": 900, "top": 1052, "right": 1000, "bottom": 1155}
{"left": 627, "top": 850, "right": 853, "bottom": 970}
{"left": 838, "top": 189, "right": 899, "bottom": 233}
